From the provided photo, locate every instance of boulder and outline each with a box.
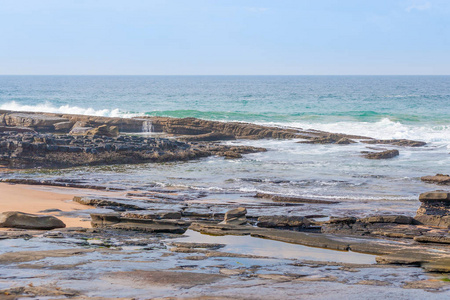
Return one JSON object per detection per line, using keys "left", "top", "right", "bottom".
{"left": 220, "top": 207, "right": 247, "bottom": 225}
{"left": 415, "top": 191, "right": 450, "bottom": 228}
{"left": 69, "top": 126, "right": 94, "bottom": 135}
{"left": 421, "top": 174, "right": 450, "bottom": 185}
{"left": 257, "top": 216, "right": 310, "bottom": 229}
{"left": 0, "top": 211, "right": 66, "bottom": 230}
{"left": 53, "top": 121, "right": 75, "bottom": 132}
{"left": 362, "top": 149, "right": 399, "bottom": 159}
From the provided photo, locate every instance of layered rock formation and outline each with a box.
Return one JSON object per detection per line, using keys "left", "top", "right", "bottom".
{"left": 415, "top": 191, "right": 450, "bottom": 228}
{"left": 0, "top": 110, "right": 427, "bottom": 147}
{"left": 0, "top": 132, "right": 265, "bottom": 168}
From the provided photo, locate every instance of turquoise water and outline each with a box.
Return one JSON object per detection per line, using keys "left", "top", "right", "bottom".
{"left": 1, "top": 75, "right": 449, "bottom": 124}
{"left": 1, "top": 76, "right": 449, "bottom": 214}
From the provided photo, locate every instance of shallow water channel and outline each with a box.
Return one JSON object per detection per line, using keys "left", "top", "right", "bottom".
{"left": 171, "top": 230, "right": 377, "bottom": 264}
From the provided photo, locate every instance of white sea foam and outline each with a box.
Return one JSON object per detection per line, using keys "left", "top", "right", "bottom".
{"left": 0, "top": 101, "right": 129, "bottom": 118}
{"left": 1, "top": 101, "right": 448, "bottom": 146}
{"left": 261, "top": 118, "right": 450, "bottom": 145}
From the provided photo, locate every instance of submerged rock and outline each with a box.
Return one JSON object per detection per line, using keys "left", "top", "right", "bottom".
{"left": 255, "top": 192, "right": 339, "bottom": 204}
{"left": 297, "top": 134, "right": 356, "bottom": 145}
{"left": 362, "top": 149, "right": 399, "bottom": 159}
{"left": 0, "top": 211, "right": 66, "bottom": 230}
{"left": 361, "top": 139, "right": 426, "bottom": 147}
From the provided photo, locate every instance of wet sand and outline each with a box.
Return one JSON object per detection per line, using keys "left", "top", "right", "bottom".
{"left": 0, "top": 182, "right": 97, "bottom": 228}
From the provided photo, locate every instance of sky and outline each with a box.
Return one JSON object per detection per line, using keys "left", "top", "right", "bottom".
{"left": 0, "top": 0, "right": 449, "bottom": 75}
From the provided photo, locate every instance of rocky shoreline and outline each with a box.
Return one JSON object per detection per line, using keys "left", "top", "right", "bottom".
{"left": 0, "top": 110, "right": 448, "bottom": 299}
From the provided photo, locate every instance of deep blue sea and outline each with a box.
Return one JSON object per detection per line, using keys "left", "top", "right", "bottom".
{"left": 1, "top": 76, "right": 449, "bottom": 215}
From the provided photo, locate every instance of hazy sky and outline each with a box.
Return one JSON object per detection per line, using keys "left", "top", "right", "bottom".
{"left": 0, "top": 0, "right": 449, "bottom": 75}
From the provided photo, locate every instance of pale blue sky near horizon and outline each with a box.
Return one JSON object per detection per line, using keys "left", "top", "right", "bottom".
{"left": 0, "top": 0, "right": 449, "bottom": 75}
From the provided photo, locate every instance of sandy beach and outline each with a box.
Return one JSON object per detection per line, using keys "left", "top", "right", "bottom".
{"left": 0, "top": 182, "right": 96, "bottom": 228}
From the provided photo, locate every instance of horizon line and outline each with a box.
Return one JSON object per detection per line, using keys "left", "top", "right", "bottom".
{"left": 1, "top": 74, "right": 449, "bottom": 76}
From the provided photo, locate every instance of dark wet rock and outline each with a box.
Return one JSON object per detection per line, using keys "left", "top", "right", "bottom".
{"left": 257, "top": 216, "right": 310, "bottom": 230}
{"left": 90, "top": 212, "right": 122, "bottom": 227}
{"left": 90, "top": 212, "right": 189, "bottom": 234}
{"left": 0, "top": 132, "right": 265, "bottom": 168}
{"left": 38, "top": 208, "right": 63, "bottom": 213}
{"left": 190, "top": 221, "right": 262, "bottom": 236}
{"left": 362, "top": 149, "right": 399, "bottom": 159}
{"left": 147, "top": 116, "right": 370, "bottom": 141}
{"left": 359, "top": 215, "right": 414, "bottom": 225}
{"left": 122, "top": 211, "right": 182, "bottom": 220}
{"left": 0, "top": 126, "right": 36, "bottom": 133}
{"left": 361, "top": 139, "right": 426, "bottom": 147}
{"left": 297, "top": 134, "right": 356, "bottom": 145}
{"left": 0, "top": 178, "right": 124, "bottom": 190}
{"left": 327, "top": 217, "right": 357, "bottom": 224}
{"left": 415, "top": 191, "right": 450, "bottom": 228}
{"left": 321, "top": 218, "right": 370, "bottom": 236}
{"left": 414, "top": 235, "right": 450, "bottom": 244}
{"left": 207, "top": 145, "right": 266, "bottom": 158}
{"left": 421, "top": 174, "right": 450, "bottom": 185}
{"left": 254, "top": 193, "right": 339, "bottom": 204}
{"left": 322, "top": 215, "right": 418, "bottom": 237}
{"left": 0, "top": 211, "right": 66, "bottom": 230}
{"left": 178, "top": 132, "right": 236, "bottom": 142}
{"left": 167, "top": 242, "right": 226, "bottom": 251}
{"left": 220, "top": 207, "right": 247, "bottom": 225}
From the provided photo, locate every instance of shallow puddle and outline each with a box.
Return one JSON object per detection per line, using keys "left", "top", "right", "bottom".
{"left": 171, "top": 230, "right": 377, "bottom": 264}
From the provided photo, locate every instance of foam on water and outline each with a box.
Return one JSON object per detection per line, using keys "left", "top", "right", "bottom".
{"left": 0, "top": 101, "right": 127, "bottom": 118}
{"left": 1, "top": 76, "right": 449, "bottom": 206}
{"left": 1, "top": 101, "right": 449, "bottom": 145}
{"left": 259, "top": 118, "right": 450, "bottom": 145}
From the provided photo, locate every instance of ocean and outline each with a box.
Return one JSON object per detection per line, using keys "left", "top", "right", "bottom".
{"left": 1, "top": 75, "right": 449, "bottom": 215}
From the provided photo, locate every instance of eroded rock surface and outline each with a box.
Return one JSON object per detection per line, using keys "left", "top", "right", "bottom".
{"left": 0, "top": 132, "right": 265, "bottom": 168}
{"left": 421, "top": 174, "right": 450, "bottom": 185}
{"left": 415, "top": 191, "right": 450, "bottom": 228}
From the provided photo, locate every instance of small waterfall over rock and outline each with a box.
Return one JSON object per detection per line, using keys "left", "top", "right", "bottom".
{"left": 142, "top": 120, "right": 154, "bottom": 133}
